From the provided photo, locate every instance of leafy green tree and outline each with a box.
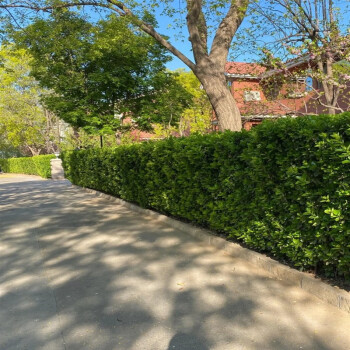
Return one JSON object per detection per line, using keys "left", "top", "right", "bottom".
{"left": 0, "top": 45, "right": 59, "bottom": 156}
{"left": 59, "top": 128, "right": 119, "bottom": 150}
{"left": 152, "top": 70, "right": 212, "bottom": 138}
{"left": 0, "top": 0, "right": 250, "bottom": 131}
{"left": 125, "top": 70, "right": 194, "bottom": 132}
{"left": 176, "top": 70, "right": 212, "bottom": 135}
{"left": 14, "top": 12, "right": 178, "bottom": 136}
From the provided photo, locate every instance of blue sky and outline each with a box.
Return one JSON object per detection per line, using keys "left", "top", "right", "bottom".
{"left": 152, "top": 0, "right": 350, "bottom": 71}
{"left": 25, "top": 1, "right": 259, "bottom": 71}
{"left": 84, "top": 4, "right": 195, "bottom": 71}
{"left": 18, "top": 0, "right": 348, "bottom": 72}
{"left": 151, "top": 8, "right": 193, "bottom": 71}
{"left": 154, "top": 13, "right": 244, "bottom": 71}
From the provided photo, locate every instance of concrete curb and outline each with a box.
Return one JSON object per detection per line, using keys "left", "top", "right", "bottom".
{"left": 72, "top": 184, "right": 350, "bottom": 314}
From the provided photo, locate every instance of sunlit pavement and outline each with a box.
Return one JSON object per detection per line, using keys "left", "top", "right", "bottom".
{"left": 1, "top": 174, "right": 350, "bottom": 350}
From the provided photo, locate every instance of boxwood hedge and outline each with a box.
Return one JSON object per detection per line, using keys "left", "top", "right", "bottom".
{"left": 61, "top": 113, "right": 350, "bottom": 279}
{"left": 0, "top": 154, "right": 55, "bottom": 178}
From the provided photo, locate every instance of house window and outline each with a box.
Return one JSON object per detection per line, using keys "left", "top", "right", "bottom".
{"left": 286, "top": 77, "right": 307, "bottom": 98}
{"left": 244, "top": 90, "right": 261, "bottom": 101}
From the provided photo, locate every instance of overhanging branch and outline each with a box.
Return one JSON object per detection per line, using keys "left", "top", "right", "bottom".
{"left": 0, "top": 0, "right": 197, "bottom": 71}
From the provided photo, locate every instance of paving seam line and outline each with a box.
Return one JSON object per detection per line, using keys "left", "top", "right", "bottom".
{"left": 71, "top": 184, "right": 350, "bottom": 314}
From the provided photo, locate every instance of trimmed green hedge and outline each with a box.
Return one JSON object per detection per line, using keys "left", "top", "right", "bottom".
{"left": 61, "top": 113, "right": 350, "bottom": 279}
{"left": 0, "top": 154, "right": 56, "bottom": 178}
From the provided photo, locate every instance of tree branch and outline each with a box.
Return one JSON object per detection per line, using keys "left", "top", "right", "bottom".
{"left": 0, "top": 0, "right": 197, "bottom": 71}
{"left": 210, "top": 0, "right": 249, "bottom": 66}
{"left": 186, "top": 0, "right": 208, "bottom": 63}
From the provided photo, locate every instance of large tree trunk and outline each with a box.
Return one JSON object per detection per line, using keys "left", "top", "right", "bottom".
{"left": 197, "top": 72, "right": 242, "bottom": 131}
{"left": 328, "top": 106, "right": 336, "bottom": 115}
{"left": 321, "top": 59, "right": 338, "bottom": 115}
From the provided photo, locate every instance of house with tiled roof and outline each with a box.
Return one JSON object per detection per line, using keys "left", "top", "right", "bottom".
{"left": 124, "top": 58, "right": 350, "bottom": 140}
{"left": 222, "top": 60, "right": 350, "bottom": 130}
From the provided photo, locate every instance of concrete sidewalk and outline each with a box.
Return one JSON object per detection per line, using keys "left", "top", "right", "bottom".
{"left": 1, "top": 174, "right": 350, "bottom": 350}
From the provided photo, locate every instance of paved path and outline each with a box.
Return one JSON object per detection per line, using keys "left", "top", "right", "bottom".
{"left": 1, "top": 174, "right": 350, "bottom": 350}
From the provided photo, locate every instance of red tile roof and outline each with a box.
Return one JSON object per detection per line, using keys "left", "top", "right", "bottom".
{"left": 225, "top": 62, "right": 266, "bottom": 76}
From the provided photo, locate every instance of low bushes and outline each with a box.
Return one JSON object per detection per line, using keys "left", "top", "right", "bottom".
{"left": 61, "top": 113, "right": 350, "bottom": 280}
{"left": 0, "top": 154, "right": 56, "bottom": 178}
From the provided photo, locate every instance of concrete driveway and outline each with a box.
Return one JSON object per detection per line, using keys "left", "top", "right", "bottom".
{"left": 1, "top": 174, "right": 350, "bottom": 350}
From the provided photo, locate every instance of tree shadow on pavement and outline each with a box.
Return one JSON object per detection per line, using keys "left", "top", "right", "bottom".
{"left": 167, "top": 332, "right": 209, "bottom": 350}
{"left": 1, "top": 177, "right": 350, "bottom": 350}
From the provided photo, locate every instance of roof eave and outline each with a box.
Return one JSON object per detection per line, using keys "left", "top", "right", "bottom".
{"left": 225, "top": 73, "right": 260, "bottom": 79}
{"left": 259, "top": 55, "right": 310, "bottom": 78}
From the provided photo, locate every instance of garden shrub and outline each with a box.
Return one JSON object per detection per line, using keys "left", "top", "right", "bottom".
{"left": 0, "top": 154, "right": 55, "bottom": 178}
{"left": 61, "top": 113, "right": 350, "bottom": 280}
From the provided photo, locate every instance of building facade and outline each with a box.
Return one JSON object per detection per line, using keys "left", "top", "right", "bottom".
{"left": 224, "top": 61, "right": 350, "bottom": 130}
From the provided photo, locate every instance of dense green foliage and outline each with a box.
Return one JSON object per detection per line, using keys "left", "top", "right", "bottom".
{"left": 0, "top": 45, "right": 59, "bottom": 156}
{"left": 0, "top": 155, "right": 55, "bottom": 178}
{"left": 61, "top": 113, "right": 350, "bottom": 279}
{"left": 14, "top": 12, "right": 190, "bottom": 134}
{"left": 153, "top": 70, "right": 212, "bottom": 137}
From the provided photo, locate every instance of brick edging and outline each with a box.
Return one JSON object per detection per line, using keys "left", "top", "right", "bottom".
{"left": 72, "top": 184, "right": 350, "bottom": 314}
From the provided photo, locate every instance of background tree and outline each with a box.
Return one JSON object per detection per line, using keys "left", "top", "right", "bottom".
{"left": 246, "top": 0, "right": 350, "bottom": 114}
{"left": 176, "top": 70, "right": 212, "bottom": 135}
{"left": 59, "top": 129, "right": 120, "bottom": 150}
{"left": 14, "top": 11, "right": 175, "bottom": 138}
{"left": 0, "top": 0, "right": 251, "bottom": 131}
{"left": 125, "top": 70, "right": 194, "bottom": 134}
{"left": 152, "top": 70, "right": 212, "bottom": 138}
{"left": 0, "top": 45, "right": 60, "bottom": 156}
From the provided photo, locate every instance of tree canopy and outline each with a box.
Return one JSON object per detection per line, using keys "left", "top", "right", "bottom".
{"left": 0, "top": 45, "right": 59, "bottom": 156}
{"left": 0, "top": 0, "right": 250, "bottom": 131}
{"left": 14, "top": 11, "right": 182, "bottom": 134}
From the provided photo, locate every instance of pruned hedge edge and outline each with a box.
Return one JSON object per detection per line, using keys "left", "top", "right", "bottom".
{"left": 61, "top": 113, "right": 350, "bottom": 280}
{"left": 0, "top": 154, "right": 55, "bottom": 178}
